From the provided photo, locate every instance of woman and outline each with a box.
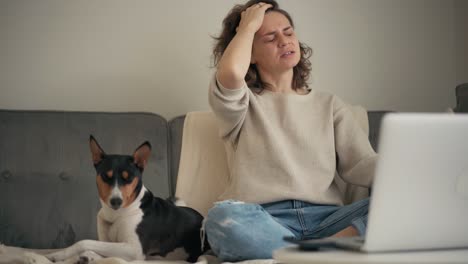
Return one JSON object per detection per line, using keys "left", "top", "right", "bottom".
{"left": 205, "top": 0, "right": 378, "bottom": 261}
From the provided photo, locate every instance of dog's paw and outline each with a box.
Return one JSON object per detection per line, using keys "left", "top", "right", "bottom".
{"left": 23, "top": 252, "right": 54, "bottom": 264}
{"left": 45, "top": 250, "right": 69, "bottom": 262}
{"left": 45, "top": 243, "right": 83, "bottom": 262}
{"left": 77, "top": 251, "right": 102, "bottom": 264}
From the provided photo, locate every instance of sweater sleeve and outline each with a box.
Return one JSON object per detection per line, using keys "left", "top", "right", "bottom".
{"left": 333, "top": 96, "right": 378, "bottom": 187}
{"left": 208, "top": 73, "right": 250, "bottom": 144}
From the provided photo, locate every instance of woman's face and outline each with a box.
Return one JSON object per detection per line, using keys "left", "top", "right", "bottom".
{"left": 251, "top": 11, "right": 301, "bottom": 75}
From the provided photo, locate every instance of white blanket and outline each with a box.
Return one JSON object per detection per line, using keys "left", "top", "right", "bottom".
{"left": 0, "top": 244, "right": 276, "bottom": 264}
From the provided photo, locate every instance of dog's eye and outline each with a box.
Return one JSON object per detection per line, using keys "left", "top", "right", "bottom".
{"left": 122, "top": 170, "right": 129, "bottom": 180}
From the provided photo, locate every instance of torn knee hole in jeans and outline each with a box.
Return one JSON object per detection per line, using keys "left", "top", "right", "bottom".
{"left": 219, "top": 218, "right": 239, "bottom": 227}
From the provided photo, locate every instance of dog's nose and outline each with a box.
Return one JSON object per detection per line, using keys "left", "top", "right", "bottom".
{"left": 110, "top": 197, "right": 122, "bottom": 209}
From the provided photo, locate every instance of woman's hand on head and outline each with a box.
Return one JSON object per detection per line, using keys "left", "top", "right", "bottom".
{"left": 237, "top": 2, "right": 273, "bottom": 35}
{"left": 216, "top": 2, "right": 272, "bottom": 90}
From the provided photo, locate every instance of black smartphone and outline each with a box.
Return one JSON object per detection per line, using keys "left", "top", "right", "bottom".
{"left": 283, "top": 236, "right": 338, "bottom": 250}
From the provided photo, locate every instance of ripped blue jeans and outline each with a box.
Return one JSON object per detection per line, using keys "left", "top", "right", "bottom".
{"left": 204, "top": 198, "right": 369, "bottom": 262}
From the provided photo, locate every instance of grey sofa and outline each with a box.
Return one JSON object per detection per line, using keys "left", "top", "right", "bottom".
{"left": 0, "top": 109, "right": 388, "bottom": 250}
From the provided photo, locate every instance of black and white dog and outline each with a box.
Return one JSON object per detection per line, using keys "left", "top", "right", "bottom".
{"left": 46, "top": 136, "right": 208, "bottom": 263}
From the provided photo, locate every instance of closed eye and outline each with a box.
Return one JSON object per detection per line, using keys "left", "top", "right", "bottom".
{"left": 283, "top": 26, "right": 294, "bottom": 36}
{"left": 284, "top": 30, "right": 294, "bottom": 36}
{"left": 263, "top": 33, "right": 275, "bottom": 43}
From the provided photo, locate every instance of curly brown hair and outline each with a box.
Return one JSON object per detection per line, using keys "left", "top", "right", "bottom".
{"left": 212, "top": 0, "right": 313, "bottom": 91}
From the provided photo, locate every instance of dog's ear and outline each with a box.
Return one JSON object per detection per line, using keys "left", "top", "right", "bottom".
{"left": 133, "top": 141, "right": 151, "bottom": 170}
{"left": 89, "top": 135, "right": 106, "bottom": 165}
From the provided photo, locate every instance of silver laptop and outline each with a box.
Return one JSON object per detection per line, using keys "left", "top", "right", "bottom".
{"left": 285, "top": 113, "right": 468, "bottom": 252}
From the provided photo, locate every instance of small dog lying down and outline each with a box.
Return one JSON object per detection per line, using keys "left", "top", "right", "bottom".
{"left": 45, "top": 136, "right": 208, "bottom": 263}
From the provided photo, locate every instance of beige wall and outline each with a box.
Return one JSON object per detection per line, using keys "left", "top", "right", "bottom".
{"left": 0, "top": 0, "right": 464, "bottom": 119}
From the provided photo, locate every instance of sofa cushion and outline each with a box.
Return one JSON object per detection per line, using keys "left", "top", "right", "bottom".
{"left": 174, "top": 112, "right": 229, "bottom": 216}
{"left": 455, "top": 83, "right": 468, "bottom": 112}
{"left": 0, "top": 110, "right": 170, "bottom": 249}
{"left": 368, "top": 111, "right": 390, "bottom": 151}
{"left": 168, "top": 115, "right": 186, "bottom": 195}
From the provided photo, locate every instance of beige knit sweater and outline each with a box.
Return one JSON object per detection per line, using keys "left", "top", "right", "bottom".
{"left": 208, "top": 75, "right": 378, "bottom": 205}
